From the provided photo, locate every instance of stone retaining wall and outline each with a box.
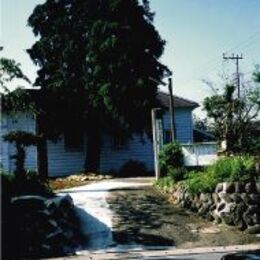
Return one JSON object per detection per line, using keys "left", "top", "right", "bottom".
{"left": 170, "top": 182, "right": 260, "bottom": 234}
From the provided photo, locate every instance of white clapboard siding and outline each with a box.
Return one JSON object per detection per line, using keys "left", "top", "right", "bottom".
{"left": 1, "top": 106, "right": 196, "bottom": 176}
{"left": 0, "top": 113, "right": 37, "bottom": 172}
{"left": 0, "top": 115, "right": 10, "bottom": 171}
{"left": 48, "top": 108, "right": 195, "bottom": 174}
{"left": 47, "top": 136, "right": 87, "bottom": 177}
{"left": 163, "top": 109, "right": 193, "bottom": 143}
{"left": 99, "top": 133, "right": 154, "bottom": 172}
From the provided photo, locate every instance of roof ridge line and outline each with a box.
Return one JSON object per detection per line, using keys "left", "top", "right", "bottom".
{"left": 157, "top": 91, "right": 199, "bottom": 106}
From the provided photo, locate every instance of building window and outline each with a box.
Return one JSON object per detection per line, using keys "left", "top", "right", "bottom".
{"left": 64, "top": 129, "right": 83, "bottom": 151}
{"left": 111, "top": 135, "right": 128, "bottom": 149}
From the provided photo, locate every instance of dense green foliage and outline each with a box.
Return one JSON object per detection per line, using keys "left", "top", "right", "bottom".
{"left": 203, "top": 71, "right": 260, "bottom": 154}
{"left": 159, "top": 141, "right": 184, "bottom": 176}
{"left": 3, "top": 131, "right": 40, "bottom": 146}
{"left": 167, "top": 166, "right": 187, "bottom": 182}
{"left": 0, "top": 57, "right": 30, "bottom": 92}
{"left": 155, "top": 167, "right": 187, "bottom": 189}
{"left": 156, "top": 175, "right": 176, "bottom": 189}
{"left": 1, "top": 171, "right": 53, "bottom": 199}
{"left": 185, "top": 156, "right": 258, "bottom": 194}
{"left": 156, "top": 156, "right": 258, "bottom": 195}
{"left": 3, "top": 131, "right": 40, "bottom": 177}
{"left": 27, "top": 0, "right": 170, "bottom": 171}
{"left": 0, "top": 57, "right": 36, "bottom": 113}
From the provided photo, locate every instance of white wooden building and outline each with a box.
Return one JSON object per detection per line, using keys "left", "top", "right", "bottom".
{"left": 1, "top": 92, "right": 217, "bottom": 177}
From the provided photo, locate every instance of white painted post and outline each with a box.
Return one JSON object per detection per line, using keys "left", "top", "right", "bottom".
{"left": 152, "top": 108, "right": 163, "bottom": 180}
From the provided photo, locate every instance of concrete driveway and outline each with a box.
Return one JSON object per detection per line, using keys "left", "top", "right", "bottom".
{"left": 57, "top": 177, "right": 260, "bottom": 259}
{"left": 58, "top": 177, "right": 154, "bottom": 250}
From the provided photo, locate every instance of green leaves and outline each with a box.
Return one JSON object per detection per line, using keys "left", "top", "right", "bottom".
{"left": 184, "top": 156, "right": 257, "bottom": 195}
{"left": 0, "top": 57, "right": 36, "bottom": 114}
{"left": 159, "top": 141, "right": 184, "bottom": 176}
{"left": 0, "top": 58, "right": 31, "bottom": 93}
{"left": 3, "top": 131, "right": 40, "bottom": 177}
{"left": 203, "top": 82, "right": 260, "bottom": 154}
{"left": 27, "top": 0, "right": 169, "bottom": 138}
{"left": 3, "top": 131, "right": 40, "bottom": 147}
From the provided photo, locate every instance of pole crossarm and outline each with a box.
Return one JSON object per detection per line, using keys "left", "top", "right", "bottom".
{"left": 222, "top": 53, "right": 243, "bottom": 98}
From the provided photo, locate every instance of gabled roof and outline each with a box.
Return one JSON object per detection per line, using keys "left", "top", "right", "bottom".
{"left": 3, "top": 88, "right": 199, "bottom": 111}
{"left": 157, "top": 91, "right": 199, "bottom": 109}
{"left": 193, "top": 128, "right": 215, "bottom": 142}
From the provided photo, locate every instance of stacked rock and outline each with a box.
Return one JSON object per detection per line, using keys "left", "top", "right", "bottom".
{"left": 3, "top": 194, "right": 81, "bottom": 258}
{"left": 170, "top": 182, "right": 260, "bottom": 233}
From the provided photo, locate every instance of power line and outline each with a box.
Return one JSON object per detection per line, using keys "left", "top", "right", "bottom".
{"left": 175, "top": 31, "right": 259, "bottom": 94}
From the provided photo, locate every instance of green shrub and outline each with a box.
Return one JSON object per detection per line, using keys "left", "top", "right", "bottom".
{"left": 155, "top": 176, "right": 175, "bottom": 189}
{"left": 185, "top": 170, "right": 218, "bottom": 194}
{"left": 184, "top": 156, "right": 257, "bottom": 195}
{"left": 168, "top": 167, "right": 187, "bottom": 183}
{"left": 3, "top": 131, "right": 40, "bottom": 178}
{"left": 213, "top": 156, "right": 256, "bottom": 182}
{"left": 119, "top": 160, "right": 147, "bottom": 177}
{"left": 1, "top": 171, "right": 53, "bottom": 199}
{"left": 159, "top": 141, "right": 184, "bottom": 176}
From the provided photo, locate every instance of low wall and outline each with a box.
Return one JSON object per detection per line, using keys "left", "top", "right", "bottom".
{"left": 182, "top": 142, "right": 218, "bottom": 166}
{"left": 169, "top": 182, "right": 260, "bottom": 234}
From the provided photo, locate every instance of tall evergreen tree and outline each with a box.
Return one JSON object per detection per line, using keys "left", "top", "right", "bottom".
{"left": 28, "top": 0, "right": 170, "bottom": 172}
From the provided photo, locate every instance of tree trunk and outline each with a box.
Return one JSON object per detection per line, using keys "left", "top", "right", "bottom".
{"left": 15, "top": 144, "right": 26, "bottom": 179}
{"left": 84, "top": 113, "right": 101, "bottom": 173}
{"left": 36, "top": 113, "right": 48, "bottom": 180}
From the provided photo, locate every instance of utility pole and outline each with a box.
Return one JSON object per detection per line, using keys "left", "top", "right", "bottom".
{"left": 168, "top": 77, "right": 176, "bottom": 141}
{"left": 149, "top": 76, "right": 176, "bottom": 142}
{"left": 222, "top": 53, "right": 244, "bottom": 152}
{"left": 223, "top": 53, "right": 243, "bottom": 98}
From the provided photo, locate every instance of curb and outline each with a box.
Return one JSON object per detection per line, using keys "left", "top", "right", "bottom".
{"left": 69, "top": 244, "right": 260, "bottom": 259}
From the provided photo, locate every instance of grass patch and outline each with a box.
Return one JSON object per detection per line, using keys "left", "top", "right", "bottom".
{"left": 184, "top": 156, "right": 258, "bottom": 195}
{"left": 155, "top": 156, "right": 259, "bottom": 195}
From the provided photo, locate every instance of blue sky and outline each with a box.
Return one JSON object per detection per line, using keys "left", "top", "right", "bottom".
{"left": 1, "top": 0, "right": 260, "bottom": 116}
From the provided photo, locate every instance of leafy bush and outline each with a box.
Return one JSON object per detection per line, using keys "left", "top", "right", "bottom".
{"left": 119, "top": 160, "right": 147, "bottom": 177}
{"left": 168, "top": 166, "right": 187, "bottom": 182}
{"left": 1, "top": 171, "right": 53, "bottom": 200}
{"left": 211, "top": 156, "right": 256, "bottom": 182}
{"left": 159, "top": 141, "right": 184, "bottom": 176}
{"left": 184, "top": 156, "right": 257, "bottom": 194}
{"left": 3, "top": 131, "right": 40, "bottom": 178}
{"left": 155, "top": 176, "right": 175, "bottom": 189}
{"left": 155, "top": 167, "right": 188, "bottom": 189}
{"left": 185, "top": 170, "right": 218, "bottom": 194}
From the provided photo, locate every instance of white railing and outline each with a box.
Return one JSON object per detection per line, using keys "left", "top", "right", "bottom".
{"left": 182, "top": 142, "right": 218, "bottom": 166}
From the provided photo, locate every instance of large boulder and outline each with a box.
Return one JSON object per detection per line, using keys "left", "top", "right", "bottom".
{"left": 224, "top": 182, "right": 236, "bottom": 193}
{"left": 245, "top": 182, "right": 257, "bottom": 193}
{"left": 247, "top": 225, "right": 260, "bottom": 234}
{"left": 215, "top": 183, "right": 224, "bottom": 193}
{"left": 6, "top": 194, "right": 79, "bottom": 258}
{"left": 11, "top": 195, "right": 46, "bottom": 211}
